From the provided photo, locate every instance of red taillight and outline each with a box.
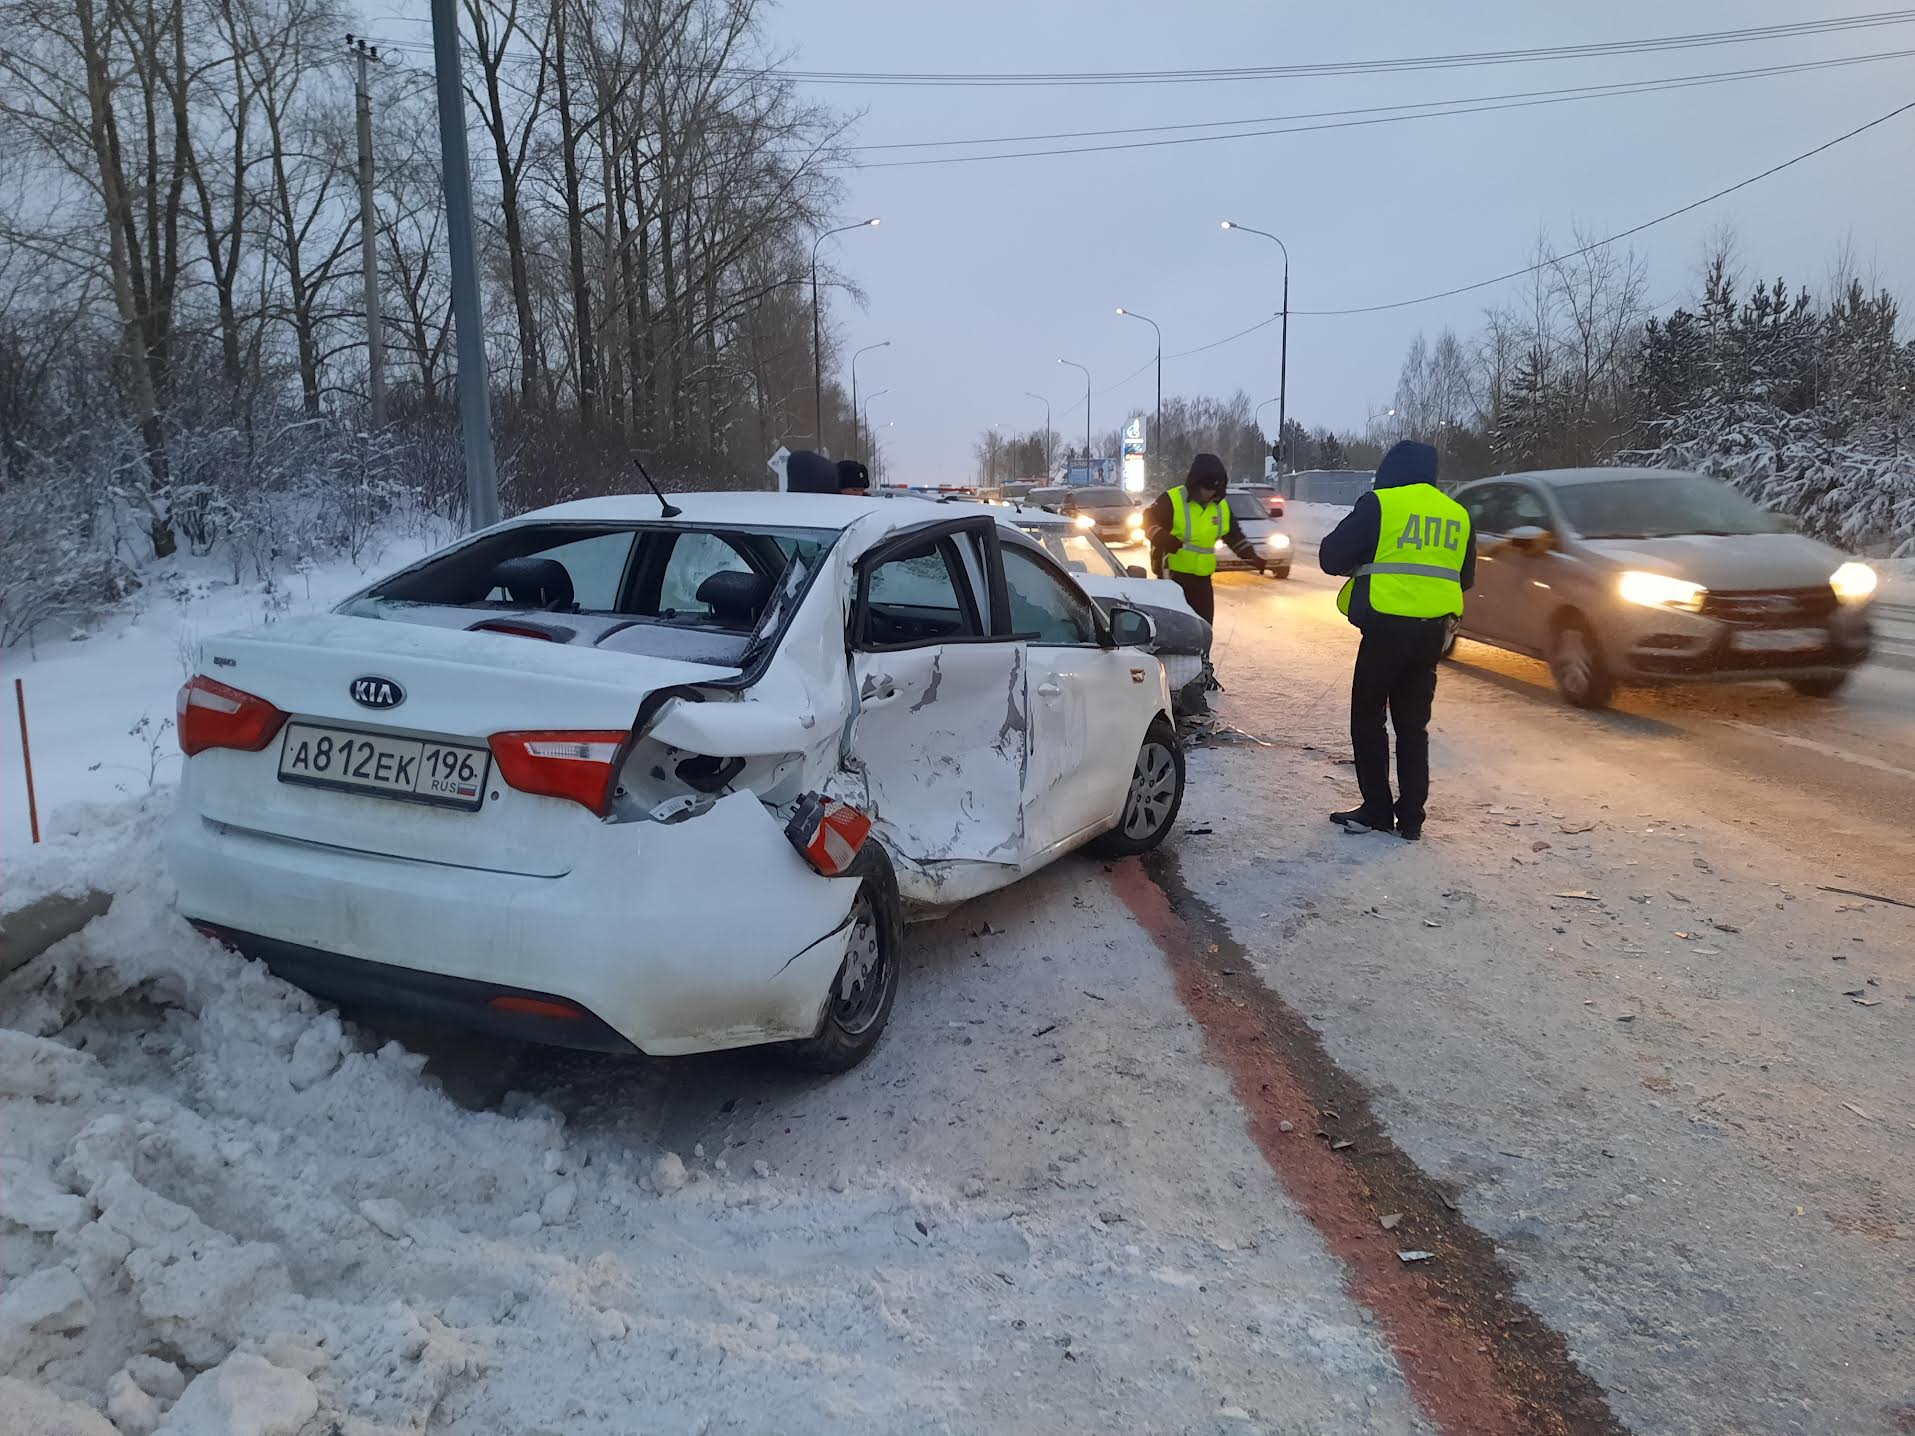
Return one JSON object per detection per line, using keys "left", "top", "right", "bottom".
{"left": 177, "top": 676, "right": 288, "bottom": 757}
{"left": 488, "top": 730, "right": 630, "bottom": 815}
{"left": 783, "top": 791, "right": 872, "bottom": 877}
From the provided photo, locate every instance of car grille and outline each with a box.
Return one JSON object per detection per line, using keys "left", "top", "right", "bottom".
{"left": 1700, "top": 586, "right": 1837, "bottom": 625}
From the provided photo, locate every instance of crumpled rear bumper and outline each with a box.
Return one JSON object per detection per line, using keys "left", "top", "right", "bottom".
{"left": 170, "top": 788, "right": 861, "bottom": 1056}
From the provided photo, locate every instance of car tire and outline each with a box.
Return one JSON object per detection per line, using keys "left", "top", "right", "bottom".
{"left": 1549, "top": 616, "right": 1614, "bottom": 709}
{"left": 1788, "top": 673, "right": 1850, "bottom": 699}
{"left": 1089, "top": 717, "right": 1185, "bottom": 858}
{"left": 783, "top": 846, "right": 902, "bottom": 1073}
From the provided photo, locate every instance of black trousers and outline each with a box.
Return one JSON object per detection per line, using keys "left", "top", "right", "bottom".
{"left": 1165, "top": 570, "right": 1215, "bottom": 624}
{"left": 1350, "top": 620, "right": 1447, "bottom": 827}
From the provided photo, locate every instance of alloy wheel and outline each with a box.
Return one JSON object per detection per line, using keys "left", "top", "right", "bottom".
{"left": 1122, "top": 741, "right": 1178, "bottom": 840}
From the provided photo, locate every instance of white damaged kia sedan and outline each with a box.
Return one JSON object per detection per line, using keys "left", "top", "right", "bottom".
{"left": 171, "top": 493, "right": 1182, "bottom": 1070}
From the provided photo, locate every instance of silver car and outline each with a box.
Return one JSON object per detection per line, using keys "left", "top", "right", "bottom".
{"left": 1450, "top": 468, "right": 1878, "bottom": 707}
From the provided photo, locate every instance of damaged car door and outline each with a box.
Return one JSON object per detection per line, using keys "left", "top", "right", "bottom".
{"left": 999, "top": 542, "right": 1140, "bottom": 855}
{"left": 849, "top": 520, "right": 1029, "bottom": 867}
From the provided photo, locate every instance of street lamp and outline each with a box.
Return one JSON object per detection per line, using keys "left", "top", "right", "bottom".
{"left": 1221, "top": 220, "right": 1290, "bottom": 474}
{"left": 861, "top": 388, "right": 890, "bottom": 452}
{"left": 1057, "top": 357, "right": 1091, "bottom": 480}
{"left": 811, "top": 218, "right": 881, "bottom": 452}
{"left": 1115, "top": 307, "right": 1161, "bottom": 489}
{"left": 1023, "top": 390, "right": 1052, "bottom": 475}
{"left": 850, "top": 339, "right": 890, "bottom": 460}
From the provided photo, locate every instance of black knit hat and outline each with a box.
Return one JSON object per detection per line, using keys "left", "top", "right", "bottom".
{"left": 1187, "top": 453, "right": 1228, "bottom": 488}
{"left": 836, "top": 459, "right": 870, "bottom": 492}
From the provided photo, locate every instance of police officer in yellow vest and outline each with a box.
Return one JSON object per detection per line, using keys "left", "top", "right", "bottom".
{"left": 1318, "top": 441, "right": 1474, "bottom": 840}
{"left": 1142, "top": 452, "right": 1267, "bottom": 624}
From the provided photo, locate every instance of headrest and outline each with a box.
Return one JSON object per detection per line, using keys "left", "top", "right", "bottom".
{"left": 695, "top": 569, "right": 775, "bottom": 625}
{"left": 493, "top": 556, "right": 574, "bottom": 611}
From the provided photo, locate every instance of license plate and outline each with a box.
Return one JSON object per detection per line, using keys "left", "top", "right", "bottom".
{"left": 1731, "top": 627, "right": 1823, "bottom": 652}
{"left": 277, "top": 723, "right": 489, "bottom": 810}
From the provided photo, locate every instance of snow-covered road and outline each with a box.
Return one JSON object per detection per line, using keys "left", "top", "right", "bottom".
{"left": 4, "top": 551, "right": 1913, "bottom": 1435}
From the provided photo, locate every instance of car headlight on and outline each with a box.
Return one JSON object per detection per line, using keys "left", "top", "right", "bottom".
{"left": 1830, "top": 561, "right": 1878, "bottom": 605}
{"left": 1617, "top": 570, "right": 1706, "bottom": 612}
{"left": 1265, "top": 533, "right": 1292, "bottom": 551}
{"left": 1125, "top": 510, "right": 1144, "bottom": 529}
{"left": 1074, "top": 513, "right": 1095, "bottom": 529}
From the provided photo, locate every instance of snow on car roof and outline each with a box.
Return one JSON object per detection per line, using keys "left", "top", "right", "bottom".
{"left": 510, "top": 490, "right": 957, "bottom": 532}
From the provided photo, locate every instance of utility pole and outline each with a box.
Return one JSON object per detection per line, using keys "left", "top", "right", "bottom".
{"left": 1115, "top": 309, "right": 1161, "bottom": 489}
{"left": 428, "top": 0, "right": 498, "bottom": 528}
{"left": 347, "top": 36, "right": 387, "bottom": 428}
{"left": 1024, "top": 391, "right": 1052, "bottom": 476}
{"left": 1058, "top": 358, "right": 1091, "bottom": 480}
{"left": 810, "top": 218, "right": 880, "bottom": 452}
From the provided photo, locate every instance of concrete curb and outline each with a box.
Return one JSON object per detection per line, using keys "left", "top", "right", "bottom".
{"left": 0, "top": 891, "right": 112, "bottom": 980}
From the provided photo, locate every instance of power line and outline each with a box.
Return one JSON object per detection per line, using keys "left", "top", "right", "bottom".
{"left": 1292, "top": 96, "right": 1915, "bottom": 316}
{"left": 360, "top": 8, "right": 1915, "bottom": 87}
{"left": 1066, "top": 94, "right": 1915, "bottom": 404}
{"left": 844, "top": 50, "right": 1914, "bottom": 154}
{"left": 767, "top": 10, "right": 1915, "bottom": 87}
{"left": 852, "top": 51, "right": 1915, "bottom": 168}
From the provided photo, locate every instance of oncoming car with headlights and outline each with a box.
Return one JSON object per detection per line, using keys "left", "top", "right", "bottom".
{"left": 169, "top": 493, "right": 1182, "bottom": 1071}
{"left": 1033, "top": 485, "right": 1148, "bottom": 546}
{"left": 1449, "top": 468, "right": 1876, "bottom": 707}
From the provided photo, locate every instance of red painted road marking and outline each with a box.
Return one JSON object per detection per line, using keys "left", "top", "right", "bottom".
{"left": 1112, "top": 856, "right": 1538, "bottom": 1436}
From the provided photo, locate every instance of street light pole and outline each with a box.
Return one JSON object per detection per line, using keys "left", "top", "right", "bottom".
{"left": 1221, "top": 221, "right": 1290, "bottom": 474}
{"left": 850, "top": 340, "right": 890, "bottom": 460}
{"left": 811, "top": 218, "right": 880, "bottom": 452}
{"left": 1023, "top": 391, "right": 1052, "bottom": 476}
{"left": 428, "top": 0, "right": 497, "bottom": 529}
{"left": 1115, "top": 308, "right": 1161, "bottom": 488}
{"left": 861, "top": 388, "right": 889, "bottom": 454}
{"left": 1057, "top": 358, "right": 1091, "bottom": 480}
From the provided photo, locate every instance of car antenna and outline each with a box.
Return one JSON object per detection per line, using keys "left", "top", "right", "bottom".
{"left": 631, "top": 456, "right": 681, "bottom": 518}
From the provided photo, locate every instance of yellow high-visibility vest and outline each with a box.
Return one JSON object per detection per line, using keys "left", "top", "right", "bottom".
{"left": 1165, "top": 487, "right": 1232, "bottom": 577}
{"left": 1337, "top": 482, "right": 1468, "bottom": 619}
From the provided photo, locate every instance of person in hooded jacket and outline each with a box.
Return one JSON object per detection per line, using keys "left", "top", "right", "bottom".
{"left": 1142, "top": 452, "right": 1266, "bottom": 624}
{"left": 1317, "top": 441, "right": 1474, "bottom": 840}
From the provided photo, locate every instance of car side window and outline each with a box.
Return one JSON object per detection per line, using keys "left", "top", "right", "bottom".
{"left": 862, "top": 539, "right": 979, "bottom": 647}
{"left": 658, "top": 531, "right": 752, "bottom": 615}
{"left": 1001, "top": 545, "right": 1098, "bottom": 646}
{"left": 1508, "top": 485, "right": 1552, "bottom": 530}
{"left": 1461, "top": 484, "right": 1512, "bottom": 535}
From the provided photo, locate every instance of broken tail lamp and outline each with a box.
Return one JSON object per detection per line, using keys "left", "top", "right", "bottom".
{"left": 784, "top": 792, "right": 872, "bottom": 877}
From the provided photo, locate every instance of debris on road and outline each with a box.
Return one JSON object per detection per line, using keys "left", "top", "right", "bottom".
{"left": 1379, "top": 1213, "right": 1403, "bottom": 1231}
{"left": 1559, "top": 820, "right": 1597, "bottom": 834}
{"left": 1554, "top": 890, "right": 1601, "bottom": 901}
{"left": 1396, "top": 1250, "right": 1434, "bottom": 1264}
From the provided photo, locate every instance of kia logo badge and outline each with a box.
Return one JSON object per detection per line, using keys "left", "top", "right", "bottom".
{"left": 350, "top": 676, "right": 405, "bottom": 710}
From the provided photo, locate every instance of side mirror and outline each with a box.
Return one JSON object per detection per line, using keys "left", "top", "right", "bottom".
{"left": 1106, "top": 605, "right": 1157, "bottom": 650}
{"left": 1505, "top": 524, "right": 1554, "bottom": 555}
{"left": 1125, "top": 564, "right": 1148, "bottom": 579}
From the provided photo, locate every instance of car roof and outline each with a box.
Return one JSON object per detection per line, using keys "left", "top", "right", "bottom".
{"left": 507, "top": 490, "right": 956, "bottom": 533}
{"left": 1467, "top": 467, "right": 1708, "bottom": 489}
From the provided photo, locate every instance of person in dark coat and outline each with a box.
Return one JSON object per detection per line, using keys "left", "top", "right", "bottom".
{"left": 836, "top": 459, "right": 870, "bottom": 494}
{"left": 1141, "top": 453, "right": 1265, "bottom": 624}
{"left": 1318, "top": 440, "right": 1476, "bottom": 840}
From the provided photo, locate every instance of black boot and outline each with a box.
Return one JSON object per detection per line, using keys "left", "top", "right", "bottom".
{"left": 1329, "top": 808, "right": 1394, "bottom": 834}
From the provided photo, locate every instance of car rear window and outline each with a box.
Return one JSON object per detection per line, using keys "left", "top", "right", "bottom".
{"left": 1070, "top": 488, "right": 1136, "bottom": 509}
{"left": 346, "top": 522, "right": 838, "bottom": 665}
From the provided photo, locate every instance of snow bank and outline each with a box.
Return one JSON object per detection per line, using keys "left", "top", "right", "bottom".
{"left": 2, "top": 527, "right": 448, "bottom": 859}
{"left": 1277, "top": 500, "right": 1352, "bottom": 546}
{"left": 6, "top": 799, "right": 1346, "bottom": 1433}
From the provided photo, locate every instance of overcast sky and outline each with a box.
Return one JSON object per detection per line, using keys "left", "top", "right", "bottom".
{"left": 750, "top": 0, "right": 1915, "bottom": 483}
{"left": 379, "top": 1, "right": 1915, "bottom": 484}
